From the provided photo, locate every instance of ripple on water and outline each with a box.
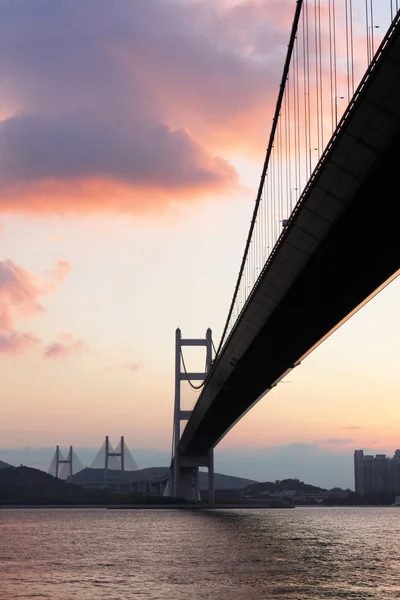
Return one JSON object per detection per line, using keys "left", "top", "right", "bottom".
{"left": 0, "top": 507, "right": 400, "bottom": 599}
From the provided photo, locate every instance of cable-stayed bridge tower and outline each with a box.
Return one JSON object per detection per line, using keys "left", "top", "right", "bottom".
{"left": 56, "top": 445, "right": 72, "bottom": 479}
{"left": 48, "top": 446, "right": 83, "bottom": 479}
{"left": 91, "top": 436, "right": 138, "bottom": 483}
{"left": 105, "top": 435, "right": 124, "bottom": 483}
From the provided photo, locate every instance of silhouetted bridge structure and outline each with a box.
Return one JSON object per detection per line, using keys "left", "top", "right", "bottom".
{"left": 168, "top": 1, "right": 400, "bottom": 500}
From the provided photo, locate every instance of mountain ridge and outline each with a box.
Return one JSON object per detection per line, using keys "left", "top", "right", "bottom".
{"left": 71, "top": 467, "right": 256, "bottom": 489}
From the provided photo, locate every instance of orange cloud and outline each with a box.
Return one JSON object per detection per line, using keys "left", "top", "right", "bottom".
{"left": 46, "top": 235, "right": 62, "bottom": 243}
{"left": 0, "top": 165, "right": 237, "bottom": 216}
{"left": 0, "top": 0, "right": 291, "bottom": 214}
{"left": 0, "top": 258, "right": 71, "bottom": 355}
{"left": 0, "top": 0, "right": 372, "bottom": 214}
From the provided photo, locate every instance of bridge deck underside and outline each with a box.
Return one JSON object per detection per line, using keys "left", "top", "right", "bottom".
{"left": 179, "top": 22, "right": 400, "bottom": 458}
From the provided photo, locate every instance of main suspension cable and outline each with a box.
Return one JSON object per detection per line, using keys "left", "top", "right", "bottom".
{"left": 180, "top": 348, "right": 209, "bottom": 391}
{"left": 214, "top": 0, "right": 304, "bottom": 359}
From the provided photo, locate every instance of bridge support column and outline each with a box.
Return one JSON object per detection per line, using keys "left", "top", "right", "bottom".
{"left": 55, "top": 445, "right": 59, "bottom": 479}
{"left": 168, "top": 327, "right": 213, "bottom": 500}
{"left": 194, "top": 467, "right": 199, "bottom": 503}
{"left": 208, "top": 450, "right": 215, "bottom": 504}
{"left": 169, "top": 454, "right": 204, "bottom": 501}
{"left": 173, "top": 451, "right": 180, "bottom": 498}
{"left": 176, "top": 466, "right": 197, "bottom": 501}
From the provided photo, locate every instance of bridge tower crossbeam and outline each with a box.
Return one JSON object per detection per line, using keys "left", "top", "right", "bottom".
{"left": 55, "top": 445, "right": 73, "bottom": 479}
{"left": 104, "top": 435, "right": 125, "bottom": 483}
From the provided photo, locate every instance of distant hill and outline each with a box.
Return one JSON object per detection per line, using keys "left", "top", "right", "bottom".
{"left": 0, "top": 460, "right": 12, "bottom": 469}
{"left": 0, "top": 466, "right": 90, "bottom": 504}
{"left": 0, "top": 465, "right": 256, "bottom": 505}
{"left": 207, "top": 472, "right": 256, "bottom": 490}
{"left": 0, "top": 466, "right": 137, "bottom": 505}
{"left": 243, "top": 478, "right": 327, "bottom": 496}
{"left": 71, "top": 467, "right": 256, "bottom": 489}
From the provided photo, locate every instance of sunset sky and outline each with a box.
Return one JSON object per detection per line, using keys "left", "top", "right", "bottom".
{"left": 1, "top": 0, "right": 399, "bottom": 485}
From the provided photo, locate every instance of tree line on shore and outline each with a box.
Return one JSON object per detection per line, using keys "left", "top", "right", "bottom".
{"left": 242, "top": 478, "right": 398, "bottom": 505}
{"left": 0, "top": 467, "right": 397, "bottom": 506}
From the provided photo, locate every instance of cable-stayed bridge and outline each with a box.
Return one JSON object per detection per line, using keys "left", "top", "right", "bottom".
{"left": 168, "top": 0, "right": 400, "bottom": 501}
{"left": 48, "top": 436, "right": 138, "bottom": 482}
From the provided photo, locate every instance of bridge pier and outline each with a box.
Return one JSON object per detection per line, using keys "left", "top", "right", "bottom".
{"left": 173, "top": 463, "right": 199, "bottom": 501}
{"left": 208, "top": 450, "right": 214, "bottom": 504}
{"left": 171, "top": 454, "right": 215, "bottom": 502}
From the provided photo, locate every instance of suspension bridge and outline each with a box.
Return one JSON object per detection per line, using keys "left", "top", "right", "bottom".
{"left": 167, "top": 0, "right": 400, "bottom": 501}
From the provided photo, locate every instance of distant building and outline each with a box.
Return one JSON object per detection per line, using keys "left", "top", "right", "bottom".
{"left": 354, "top": 450, "right": 400, "bottom": 495}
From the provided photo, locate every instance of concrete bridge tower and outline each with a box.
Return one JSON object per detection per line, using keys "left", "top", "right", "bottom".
{"left": 167, "top": 328, "right": 214, "bottom": 502}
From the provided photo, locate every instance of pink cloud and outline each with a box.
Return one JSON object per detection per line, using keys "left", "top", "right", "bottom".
{"left": 0, "top": 258, "right": 71, "bottom": 355}
{"left": 0, "top": 331, "right": 39, "bottom": 355}
{"left": 0, "top": 0, "right": 373, "bottom": 216}
{"left": 0, "top": 0, "right": 292, "bottom": 214}
{"left": 314, "top": 438, "right": 356, "bottom": 446}
{"left": 122, "top": 361, "right": 141, "bottom": 372}
{"left": 101, "top": 359, "right": 142, "bottom": 373}
{"left": 45, "top": 260, "right": 71, "bottom": 283}
{"left": 44, "top": 334, "right": 88, "bottom": 359}
{"left": 0, "top": 259, "right": 46, "bottom": 330}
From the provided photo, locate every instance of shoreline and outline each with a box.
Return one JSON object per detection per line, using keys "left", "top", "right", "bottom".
{"left": 0, "top": 503, "right": 294, "bottom": 510}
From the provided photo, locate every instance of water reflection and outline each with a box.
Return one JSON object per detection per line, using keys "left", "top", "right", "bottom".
{"left": 0, "top": 507, "right": 399, "bottom": 599}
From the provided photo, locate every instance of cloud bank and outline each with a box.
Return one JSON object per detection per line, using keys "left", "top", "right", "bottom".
{"left": 0, "top": 0, "right": 290, "bottom": 214}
